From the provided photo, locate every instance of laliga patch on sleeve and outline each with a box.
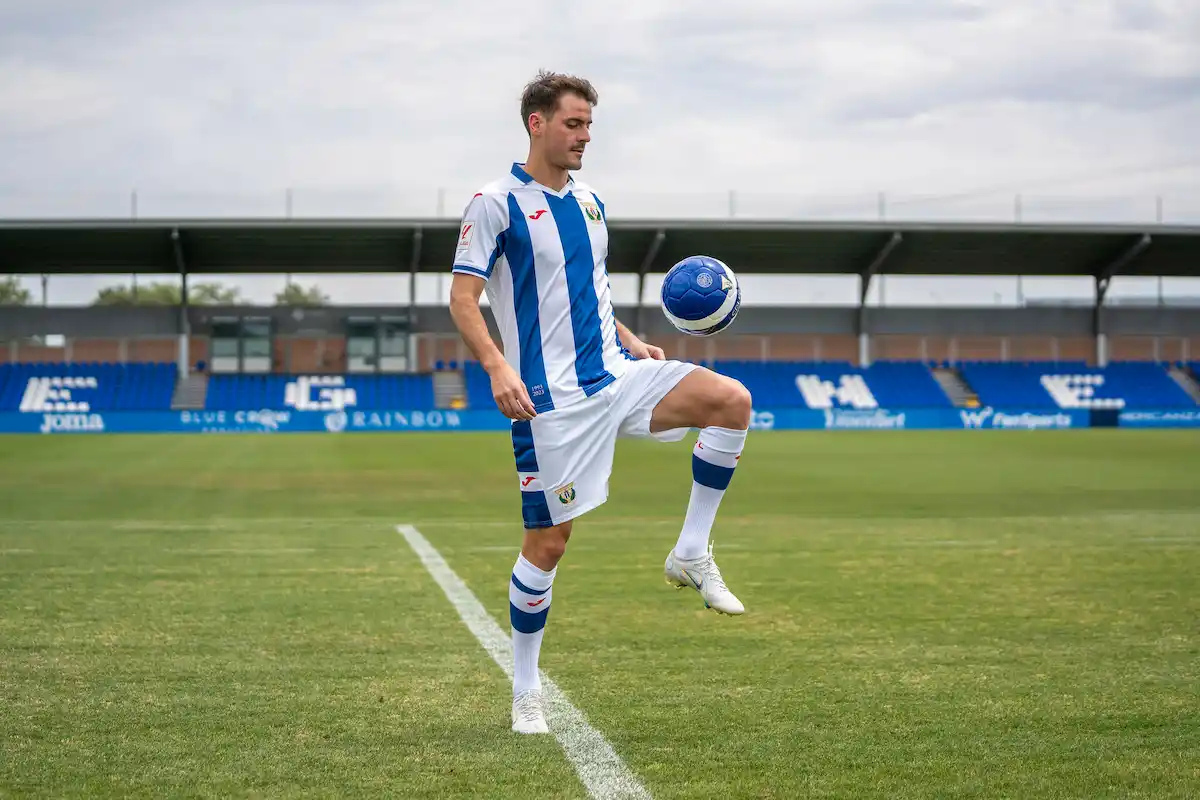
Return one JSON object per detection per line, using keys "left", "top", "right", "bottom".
{"left": 458, "top": 222, "right": 474, "bottom": 250}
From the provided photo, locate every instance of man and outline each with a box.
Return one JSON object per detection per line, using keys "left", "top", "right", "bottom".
{"left": 448, "top": 70, "right": 752, "bottom": 735}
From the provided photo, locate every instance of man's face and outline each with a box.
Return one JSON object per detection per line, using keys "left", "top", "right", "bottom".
{"left": 532, "top": 93, "right": 592, "bottom": 170}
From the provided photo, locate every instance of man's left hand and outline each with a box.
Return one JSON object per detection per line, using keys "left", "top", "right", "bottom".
{"left": 625, "top": 337, "right": 665, "bottom": 360}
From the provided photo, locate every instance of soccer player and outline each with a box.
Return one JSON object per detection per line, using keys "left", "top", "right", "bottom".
{"left": 448, "top": 71, "right": 752, "bottom": 735}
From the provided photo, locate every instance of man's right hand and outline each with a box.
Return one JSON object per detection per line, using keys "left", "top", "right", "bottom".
{"left": 490, "top": 361, "right": 537, "bottom": 421}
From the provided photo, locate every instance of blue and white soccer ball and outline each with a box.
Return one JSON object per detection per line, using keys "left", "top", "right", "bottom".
{"left": 660, "top": 256, "right": 741, "bottom": 336}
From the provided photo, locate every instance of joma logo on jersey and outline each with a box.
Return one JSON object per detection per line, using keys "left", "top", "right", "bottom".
{"left": 555, "top": 482, "right": 576, "bottom": 505}
{"left": 579, "top": 202, "right": 602, "bottom": 223}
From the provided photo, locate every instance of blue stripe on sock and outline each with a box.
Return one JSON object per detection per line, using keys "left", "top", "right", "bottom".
{"left": 693, "top": 454, "right": 736, "bottom": 491}
{"left": 510, "top": 603, "right": 550, "bottom": 634}
{"left": 511, "top": 573, "right": 549, "bottom": 596}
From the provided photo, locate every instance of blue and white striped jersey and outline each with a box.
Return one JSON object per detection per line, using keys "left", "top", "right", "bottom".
{"left": 452, "top": 163, "right": 629, "bottom": 413}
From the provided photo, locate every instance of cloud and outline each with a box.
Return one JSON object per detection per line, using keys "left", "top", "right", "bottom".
{"left": 0, "top": 0, "right": 1196, "bottom": 223}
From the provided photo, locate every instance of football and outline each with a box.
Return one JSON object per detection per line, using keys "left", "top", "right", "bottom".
{"left": 660, "top": 255, "right": 741, "bottom": 336}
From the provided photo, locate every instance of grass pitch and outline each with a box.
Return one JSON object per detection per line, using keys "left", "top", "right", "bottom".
{"left": 1, "top": 430, "right": 1198, "bottom": 798}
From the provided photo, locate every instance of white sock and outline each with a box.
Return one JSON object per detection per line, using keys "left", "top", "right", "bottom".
{"left": 509, "top": 553, "right": 555, "bottom": 697}
{"left": 674, "top": 426, "right": 747, "bottom": 560}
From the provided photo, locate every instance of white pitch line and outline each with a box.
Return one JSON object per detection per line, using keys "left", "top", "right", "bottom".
{"left": 396, "top": 524, "right": 651, "bottom": 800}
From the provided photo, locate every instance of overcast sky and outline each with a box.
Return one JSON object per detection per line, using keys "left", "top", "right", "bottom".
{"left": 2, "top": 0, "right": 1198, "bottom": 305}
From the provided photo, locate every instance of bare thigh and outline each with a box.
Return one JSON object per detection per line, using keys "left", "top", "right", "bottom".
{"left": 649, "top": 367, "right": 752, "bottom": 432}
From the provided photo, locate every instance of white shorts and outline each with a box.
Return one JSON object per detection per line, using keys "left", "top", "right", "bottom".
{"left": 511, "top": 358, "right": 699, "bottom": 528}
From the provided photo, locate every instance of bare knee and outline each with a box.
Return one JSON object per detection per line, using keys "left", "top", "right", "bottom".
{"left": 522, "top": 521, "right": 572, "bottom": 570}
{"left": 709, "top": 378, "right": 752, "bottom": 429}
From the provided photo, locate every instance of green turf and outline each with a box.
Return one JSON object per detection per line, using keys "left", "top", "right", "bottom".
{"left": 1, "top": 431, "right": 1198, "bottom": 798}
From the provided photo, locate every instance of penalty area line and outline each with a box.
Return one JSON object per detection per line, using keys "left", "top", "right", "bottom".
{"left": 396, "top": 524, "right": 651, "bottom": 800}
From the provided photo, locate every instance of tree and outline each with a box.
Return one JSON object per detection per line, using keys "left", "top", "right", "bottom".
{"left": 274, "top": 281, "right": 329, "bottom": 306}
{"left": 92, "top": 281, "right": 242, "bottom": 306}
{"left": 93, "top": 282, "right": 180, "bottom": 305}
{"left": 189, "top": 282, "right": 243, "bottom": 305}
{"left": 0, "top": 275, "right": 33, "bottom": 305}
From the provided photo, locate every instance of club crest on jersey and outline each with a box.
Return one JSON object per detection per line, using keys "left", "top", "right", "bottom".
{"left": 555, "top": 482, "right": 576, "bottom": 505}
{"left": 458, "top": 223, "right": 474, "bottom": 249}
{"left": 580, "top": 202, "right": 602, "bottom": 223}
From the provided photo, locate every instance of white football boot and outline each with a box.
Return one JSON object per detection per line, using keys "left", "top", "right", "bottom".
{"left": 664, "top": 541, "right": 745, "bottom": 615}
{"left": 511, "top": 689, "right": 549, "bottom": 734}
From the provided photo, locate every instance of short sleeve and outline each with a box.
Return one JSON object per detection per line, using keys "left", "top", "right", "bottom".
{"left": 452, "top": 193, "right": 508, "bottom": 280}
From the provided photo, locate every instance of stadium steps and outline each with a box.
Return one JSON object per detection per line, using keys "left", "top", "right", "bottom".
{"left": 434, "top": 370, "right": 467, "bottom": 410}
{"left": 171, "top": 373, "right": 209, "bottom": 410}
{"left": 1168, "top": 366, "right": 1200, "bottom": 405}
{"left": 931, "top": 366, "right": 981, "bottom": 408}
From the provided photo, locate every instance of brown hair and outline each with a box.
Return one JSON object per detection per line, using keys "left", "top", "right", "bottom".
{"left": 520, "top": 70, "right": 598, "bottom": 134}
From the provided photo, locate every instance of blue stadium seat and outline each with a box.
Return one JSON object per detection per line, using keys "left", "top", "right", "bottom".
{"left": 204, "top": 373, "right": 436, "bottom": 411}
{"left": 711, "top": 360, "right": 952, "bottom": 409}
{"left": 464, "top": 361, "right": 496, "bottom": 410}
{"left": 960, "top": 362, "right": 1196, "bottom": 409}
{"left": 464, "top": 359, "right": 953, "bottom": 410}
{"left": 0, "top": 362, "right": 177, "bottom": 412}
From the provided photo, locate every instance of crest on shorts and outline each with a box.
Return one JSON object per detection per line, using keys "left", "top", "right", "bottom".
{"left": 580, "top": 202, "right": 602, "bottom": 223}
{"left": 555, "top": 482, "right": 577, "bottom": 505}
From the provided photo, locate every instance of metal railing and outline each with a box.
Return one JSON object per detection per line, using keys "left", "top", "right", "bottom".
{"left": 2, "top": 187, "right": 1198, "bottom": 225}
{"left": 3, "top": 333, "right": 1193, "bottom": 370}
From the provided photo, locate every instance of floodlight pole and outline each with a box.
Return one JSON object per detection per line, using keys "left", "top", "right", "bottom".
{"left": 857, "top": 232, "right": 902, "bottom": 367}
{"left": 1093, "top": 233, "right": 1151, "bottom": 367}
{"left": 635, "top": 229, "right": 665, "bottom": 340}
{"left": 172, "top": 227, "right": 190, "bottom": 378}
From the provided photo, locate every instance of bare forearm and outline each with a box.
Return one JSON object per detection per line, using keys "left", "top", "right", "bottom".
{"left": 615, "top": 318, "right": 639, "bottom": 347}
{"left": 449, "top": 279, "right": 535, "bottom": 419}
{"left": 614, "top": 317, "right": 665, "bottom": 360}
{"left": 450, "top": 297, "right": 505, "bottom": 372}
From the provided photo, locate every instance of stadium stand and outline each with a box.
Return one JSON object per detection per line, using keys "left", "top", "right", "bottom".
{"left": 0, "top": 362, "right": 177, "bottom": 412}
{"left": 205, "top": 374, "right": 435, "bottom": 411}
{"left": 4, "top": 359, "right": 1197, "bottom": 415}
{"left": 464, "top": 359, "right": 953, "bottom": 410}
{"left": 959, "top": 362, "right": 1198, "bottom": 409}
{"left": 464, "top": 362, "right": 496, "bottom": 410}
{"left": 712, "top": 360, "right": 953, "bottom": 409}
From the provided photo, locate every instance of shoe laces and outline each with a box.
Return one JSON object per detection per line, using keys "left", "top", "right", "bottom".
{"left": 696, "top": 542, "right": 728, "bottom": 592}
{"left": 514, "top": 690, "right": 544, "bottom": 722}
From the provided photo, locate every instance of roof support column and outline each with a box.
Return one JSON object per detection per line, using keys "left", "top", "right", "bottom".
{"left": 1093, "top": 233, "right": 1151, "bottom": 367}
{"left": 408, "top": 226, "right": 423, "bottom": 372}
{"left": 635, "top": 229, "right": 665, "bottom": 341}
{"left": 172, "top": 227, "right": 189, "bottom": 379}
{"left": 857, "top": 232, "right": 902, "bottom": 367}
